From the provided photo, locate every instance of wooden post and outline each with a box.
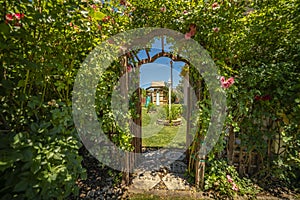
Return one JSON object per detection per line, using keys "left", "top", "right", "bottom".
{"left": 131, "top": 64, "right": 142, "bottom": 167}
{"left": 238, "top": 147, "right": 244, "bottom": 175}
{"left": 247, "top": 151, "right": 252, "bottom": 175}
{"left": 185, "top": 72, "right": 194, "bottom": 164}
{"left": 121, "top": 55, "right": 131, "bottom": 185}
{"left": 195, "top": 135, "right": 206, "bottom": 189}
{"left": 227, "top": 126, "right": 235, "bottom": 165}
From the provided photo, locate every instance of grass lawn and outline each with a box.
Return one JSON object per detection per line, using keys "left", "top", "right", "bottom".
{"left": 141, "top": 106, "right": 186, "bottom": 148}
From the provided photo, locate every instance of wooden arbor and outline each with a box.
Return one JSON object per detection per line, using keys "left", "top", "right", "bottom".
{"left": 119, "top": 46, "right": 204, "bottom": 187}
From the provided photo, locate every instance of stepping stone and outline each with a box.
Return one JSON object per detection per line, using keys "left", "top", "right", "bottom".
{"left": 162, "top": 174, "right": 189, "bottom": 190}
{"left": 132, "top": 171, "right": 161, "bottom": 190}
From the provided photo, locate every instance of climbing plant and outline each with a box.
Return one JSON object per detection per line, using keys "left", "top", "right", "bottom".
{"left": 0, "top": 0, "right": 299, "bottom": 199}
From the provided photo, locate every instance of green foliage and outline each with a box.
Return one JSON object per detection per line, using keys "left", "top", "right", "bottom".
{"left": 270, "top": 121, "right": 300, "bottom": 186}
{"left": 158, "top": 104, "right": 183, "bottom": 121}
{"left": 204, "top": 160, "right": 260, "bottom": 199}
{"left": 95, "top": 61, "right": 134, "bottom": 152}
{"left": 1, "top": 0, "right": 299, "bottom": 198}
{"left": 0, "top": 103, "right": 85, "bottom": 200}
{"left": 146, "top": 102, "right": 156, "bottom": 113}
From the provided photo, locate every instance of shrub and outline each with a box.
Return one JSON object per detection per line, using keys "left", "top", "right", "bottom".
{"left": 158, "top": 104, "right": 183, "bottom": 121}
{"left": 204, "top": 160, "right": 260, "bottom": 199}
{"left": 0, "top": 102, "right": 85, "bottom": 200}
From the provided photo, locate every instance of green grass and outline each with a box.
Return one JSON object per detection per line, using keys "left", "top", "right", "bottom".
{"left": 141, "top": 106, "right": 186, "bottom": 148}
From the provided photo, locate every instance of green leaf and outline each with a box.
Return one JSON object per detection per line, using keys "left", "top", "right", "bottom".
{"left": 13, "top": 180, "right": 28, "bottom": 192}
{"left": 23, "top": 148, "right": 33, "bottom": 161}
{"left": 90, "top": 11, "right": 106, "bottom": 20}
{"left": 0, "top": 23, "right": 10, "bottom": 35}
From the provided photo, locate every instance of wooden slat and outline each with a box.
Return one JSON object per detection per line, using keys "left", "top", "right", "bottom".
{"left": 137, "top": 52, "right": 190, "bottom": 67}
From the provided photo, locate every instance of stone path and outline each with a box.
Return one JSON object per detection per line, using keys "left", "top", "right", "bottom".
{"left": 129, "top": 148, "right": 193, "bottom": 191}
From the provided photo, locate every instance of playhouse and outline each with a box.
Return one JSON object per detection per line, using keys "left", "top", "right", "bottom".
{"left": 145, "top": 81, "right": 168, "bottom": 106}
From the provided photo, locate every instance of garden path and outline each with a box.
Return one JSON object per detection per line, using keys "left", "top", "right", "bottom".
{"left": 129, "top": 147, "right": 193, "bottom": 191}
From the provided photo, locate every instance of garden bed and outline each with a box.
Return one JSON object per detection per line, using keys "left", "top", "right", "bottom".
{"left": 156, "top": 118, "right": 182, "bottom": 126}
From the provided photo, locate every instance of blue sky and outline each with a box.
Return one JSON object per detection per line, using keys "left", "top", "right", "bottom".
{"left": 137, "top": 37, "right": 185, "bottom": 89}
{"left": 139, "top": 58, "right": 185, "bottom": 89}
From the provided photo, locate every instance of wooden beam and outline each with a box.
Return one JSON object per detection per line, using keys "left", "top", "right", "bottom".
{"left": 132, "top": 51, "right": 140, "bottom": 62}
{"left": 145, "top": 48, "right": 151, "bottom": 61}
{"left": 121, "top": 55, "right": 131, "bottom": 185}
{"left": 137, "top": 52, "right": 190, "bottom": 67}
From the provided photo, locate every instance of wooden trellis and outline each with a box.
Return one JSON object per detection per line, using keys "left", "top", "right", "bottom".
{"left": 225, "top": 116, "right": 286, "bottom": 176}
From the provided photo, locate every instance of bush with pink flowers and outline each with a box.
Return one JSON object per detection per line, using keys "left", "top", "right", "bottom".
{"left": 204, "top": 160, "right": 260, "bottom": 198}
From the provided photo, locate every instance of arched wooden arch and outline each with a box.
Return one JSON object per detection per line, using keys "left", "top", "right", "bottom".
{"left": 121, "top": 45, "right": 198, "bottom": 184}
{"left": 130, "top": 50, "right": 190, "bottom": 66}
{"left": 121, "top": 45, "right": 202, "bottom": 186}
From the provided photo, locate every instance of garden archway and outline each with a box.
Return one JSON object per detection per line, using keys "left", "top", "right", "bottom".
{"left": 120, "top": 39, "right": 197, "bottom": 185}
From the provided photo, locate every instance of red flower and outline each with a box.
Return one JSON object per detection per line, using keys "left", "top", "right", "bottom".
{"left": 212, "top": 2, "right": 220, "bottom": 10}
{"left": 213, "top": 27, "right": 219, "bottom": 32}
{"left": 185, "top": 24, "right": 197, "bottom": 39}
{"left": 262, "top": 94, "right": 271, "bottom": 101}
{"left": 127, "top": 64, "right": 132, "bottom": 72}
{"left": 120, "top": 0, "right": 126, "bottom": 5}
{"left": 14, "top": 13, "right": 24, "bottom": 20}
{"left": 5, "top": 14, "right": 14, "bottom": 21}
{"left": 160, "top": 6, "right": 166, "bottom": 12}
{"left": 5, "top": 13, "right": 24, "bottom": 26}
{"left": 255, "top": 94, "right": 271, "bottom": 101}
{"left": 102, "top": 16, "right": 111, "bottom": 22}
{"left": 220, "top": 76, "right": 234, "bottom": 89}
{"left": 254, "top": 95, "right": 261, "bottom": 101}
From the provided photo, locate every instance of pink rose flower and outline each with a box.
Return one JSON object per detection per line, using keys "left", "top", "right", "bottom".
{"left": 232, "top": 183, "right": 239, "bottom": 191}
{"left": 212, "top": 2, "right": 220, "bottom": 10}
{"left": 91, "top": 4, "right": 97, "bottom": 10}
{"left": 220, "top": 76, "right": 234, "bottom": 89}
{"left": 185, "top": 32, "right": 192, "bottom": 39}
{"left": 15, "top": 13, "right": 25, "bottom": 20}
{"left": 226, "top": 175, "right": 233, "bottom": 183}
